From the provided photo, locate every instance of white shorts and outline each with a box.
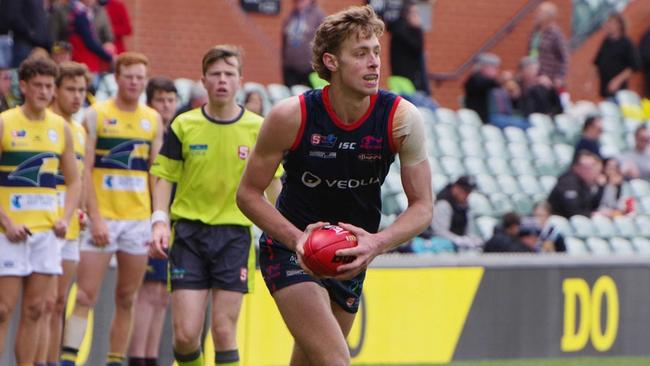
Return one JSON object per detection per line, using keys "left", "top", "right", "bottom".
{"left": 0, "top": 231, "right": 62, "bottom": 276}
{"left": 61, "top": 238, "right": 81, "bottom": 262}
{"left": 80, "top": 219, "right": 150, "bottom": 255}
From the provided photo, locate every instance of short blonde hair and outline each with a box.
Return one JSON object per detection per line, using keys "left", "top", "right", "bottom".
{"left": 115, "top": 52, "right": 149, "bottom": 77}
{"left": 311, "top": 5, "right": 384, "bottom": 81}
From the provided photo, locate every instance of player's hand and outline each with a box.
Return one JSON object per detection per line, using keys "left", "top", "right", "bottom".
{"left": 294, "top": 221, "right": 329, "bottom": 277}
{"left": 53, "top": 219, "right": 68, "bottom": 239}
{"left": 333, "top": 222, "right": 381, "bottom": 280}
{"left": 149, "top": 221, "right": 170, "bottom": 259}
{"left": 90, "top": 217, "right": 110, "bottom": 247}
{"left": 4, "top": 220, "right": 30, "bottom": 243}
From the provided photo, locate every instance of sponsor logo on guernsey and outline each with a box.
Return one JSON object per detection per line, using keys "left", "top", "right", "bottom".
{"left": 11, "top": 129, "right": 26, "bottom": 138}
{"left": 10, "top": 193, "right": 57, "bottom": 212}
{"left": 337, "top": 141, "right": 357, "bottom": 150}
{"left": 238, "top": 145, "right": 250, "bottom": 159}
{"left": 360, "top": 135, "right": 383, "bottom": 150}
{"left": 140, "top": 118, "right": 152, "bottom": 131}
{"left": 240, "top": 267, "right": 248, "bottom": 282}
{"left": 310, "top": 133, "right": 337, "bottom": 148}
{"left": 102, "top": 174, "right": 147, "bottom": 191}
{"left": 301, "top": 171, "right": 381, "bottom": 189}
{"left": 309, "top": 150, "right": 337, "bottom": 159}
{"left": 358, "top": 153, "right": 382, "bottom": 161}
{"left": 47, "top": 128, "right": 58, "bottom": 142}
{"left": 189, "top": 144, "right": 208, "bottom": 156}
{"left": 105, "top": 118, "right": 118, "bottom": 125}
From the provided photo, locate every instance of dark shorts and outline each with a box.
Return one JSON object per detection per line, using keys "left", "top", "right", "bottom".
{"left": 144, "top": 257, "right": 168, "bottom": 282}
{"left": 259, "top": 233, "right": 366, "bottom": 313}
{"left": 168, "top": 220, "right": 253, "bottom": 292}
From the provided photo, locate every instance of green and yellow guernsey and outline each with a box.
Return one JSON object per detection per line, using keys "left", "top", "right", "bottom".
{"left": 150, "top": 106, "right": 282, "bottom": 226}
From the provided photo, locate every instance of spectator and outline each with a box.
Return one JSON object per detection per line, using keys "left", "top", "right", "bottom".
{"left": 244, "top": 90, "right": 265, "bottom": 116}
{"left": 431, "top": 176, "right": 483, "bottom": 251}
{"left": 464, "top": 53, "right": 501, "bottom": 123}
{"left": 68, "top": 0, "right": 115, "bottom": 73}
{"left": 593, "top": 13, "right": 639, "bottom": 99}
{"left": 0, "top": 67, "right": 11, "bottom": 112}
{"left": 619, "top": 125, "right": 650, "bottom": 180}
{"left": 51, "top": 41, "right": 73, "bottom": 64}
{"left": 488, "top": 79, "right": 531, "bottom": 130}
{"left": 2, "top": 0, "right": 52, "bottom": 68}
{"left": 517, "top": 56, "right": 562, "bottom": 116}
{"left": 548, "top": 150, "right": 603, "bottom": 218}
{"left": 531, "top": 201, "right": 566, "bottom": 252}
{"left": 483, "top": 212, "right": 533, "bottom": 253}
{"left": 0, "top": 1, "right": 12, "bottom": 68}
{"left": 389, "top": 1, "right": 430, "bottom": 95}
{"left": 281, "top": 0, "right": 324, "bottom": 87}
{"left": 102, "top": 0, "right": 132, "bottom": 55}
{"left": 176, "top": 80, "right": 207, "bottom": 115}
{"left": 528, "top": 1, "right": 569, "bottom": 87}
{"left": 573, "top": 115, "right": 603, "bottom": 160}
{"left": 49, "top": 0, "right": 72, "bottom": 45}
{"left": 597, "top": 158, "right": 627, "bottom": 216}
{"left": 640, "top": 26, "right": 650, "bottom": 98}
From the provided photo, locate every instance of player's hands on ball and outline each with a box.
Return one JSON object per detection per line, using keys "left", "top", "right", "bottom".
{"left": 150, "top": 221, "right": 170, "bottom": 259}
{"left": 333, "top": 222, "right": 381, "bottom": 280}
{"left": 295, "top": 221, "right": 330, "bottom": 276}
{"left": 53, "top": 219, "right": 68, "bottom": 239}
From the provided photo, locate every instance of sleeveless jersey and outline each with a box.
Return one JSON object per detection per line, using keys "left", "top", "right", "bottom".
{"left": 277, "top": 86, "right": 400, "bottom": 233}
{"left": 56, "top": 120, "right": 85, "bottom": 239}
{"left": 0, "top": 107, "right": 66, "bottom": 233}
{"left": 92, "top": 99, "right": 158, "bottom": 220}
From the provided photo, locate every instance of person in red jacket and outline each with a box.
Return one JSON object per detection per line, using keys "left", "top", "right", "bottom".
{"left": 102, "top": 0, "right": 132, "bottom": 55}
{"left": 69, "top": 0, "right": 115, "bottom": 73}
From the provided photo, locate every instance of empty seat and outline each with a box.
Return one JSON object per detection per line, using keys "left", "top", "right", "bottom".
{"left": 553, "top": 144, "right": 574, "bottom": 169}
{"left": 496, "top": 175, "right": 521, "bottom": 195}
{"left": 440, "top": 156, "right": 466, "bottom": 178}
{"left": 570, "top": 215, "right": 594, "bottom": 238}
{"left": 438, "top": 139, "right": 463, "bottom": 158}
{"left": 539, "top": 175, "right": 558, "bottom": 194}
{"left": 517, "top": 175, "right": 544, "bottom": 196}
{"left": 290, "top": 84, "right": 311, "bottom": 96}
{"left": 531, "top": 143, "right": 554, "bottom": 160}
{"left": 173, "top": 77, "right": 195, "bottom": 108}
{"left": 419, "top": 107, "right": 437, "bottom": 124}
{"left": 487, "top": 158, "right": 512, "bottom": 176}
{"left": 508, "top": 142, "right": 532, "bottom": 160}
{"left": 529, "top": 113, "right": 555, "bottom": 132}
{"left": 634, "top": 215, "right": 650, "bottom": 237}
{"left": 599, "top": 100, "right": 621, "bottom": 119}
{"left": 458, "top": 124, "right": 482, "bottom": 142}
{"left": 609, "top": 237, "right": 635, "bottom": 255}
{"left": 469, "top": 193, "right": 494, "bottom": 218}
{"left": 511, "top": 158, "right": 537, "bottom": 176}
{"left": 434, "top": 123, "right": 459, "bottom": 141}
{"left": 267, "top": 83, "right": 292, "bottom": 103}
{"left": 432, "top": 173, "right": 449, "bottom": 193}
{"left": 461, "top": 140, "right": 484, "bottom": 157}
{"left": 475, "top": 174, "right": 499, "bottom": 195}
{"left": 526, "top": 127, "right": 552, "bottom": 144}
{"left": 382, "top": 170, "right": 402, "bottom": 195}
{"left": 565, "top": 237, "right": 588, "bottom": 255}
{"left": 535, "top": 159, "right": 560, "bottom": 176}
{"left": 435, "top": 108, "right": 459, "bottom": 124}
{"left": 476, "top": 215, "right": 499, "bottom": 240}
{"left": 591, "top": 215, "right": 618, "bottom": 238}
{"left": 490, "top": 193, "right": 515, "bottom": 216}
{"left": 481, "top": 124, "right": 505, "bottom": 144}
{"left": 629, "top": 179, "right": 650, "bottom": 198}
{"left": 616, "top": 89, "right": 641, "bottom": 106}
{"left": 504, "top": 126, "right": 527, "bottom": 143}
{"left": 586, "top": 237, "right": 612, "bottom": 255}
{"left": 484, "top": 142, "right": 509, "bottom": 159}
{"left": 548, "top": 215, "right": 573, "bottom": 236}
{"left": 464, "top": 157, "right": 489, "bottom": 176}
{"left": 511, "top": 193, "right": 533, "bottom": 214}
{"left": 613, "top": 215, "right": 638, "bottom": 238}
{"left": 554, "top": 113, "right": 582, "bottom": 142}
{"left": 631, "top": 237, "right": 650, "bottom": 255}
{"left": 457, "top": 108, "right": 483, "bottom": 127}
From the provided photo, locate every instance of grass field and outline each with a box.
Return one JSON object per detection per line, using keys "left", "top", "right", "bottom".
{"left": 365, "top": 357, "right": 650, "bottom": 366}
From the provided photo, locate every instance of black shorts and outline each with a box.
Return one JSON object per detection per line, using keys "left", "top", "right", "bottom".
{"left": 144, "top": 257, "right": 168, "bottom": 282}
{"left": 259, "top": 233, "right": 366, "bottom": 313}
{"left": 168, "top": 220, "right": 253, "bottom": 292}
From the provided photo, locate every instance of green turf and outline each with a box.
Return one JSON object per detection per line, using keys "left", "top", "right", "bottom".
{"left": 361, "top": 357, "right": 650, "bottom": 366}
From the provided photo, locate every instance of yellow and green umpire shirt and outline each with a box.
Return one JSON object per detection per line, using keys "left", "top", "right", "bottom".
{"left": 150, "top": 106, "right": 282, "bottom": 226}
{"left": 55, "top": 120, "right": 85, "bottom": 240}
{"left": 0, "top": 107, "right": 66, "bottom": 233}
{"left": 92, "top": 99, "right": 159, "bottom": 220}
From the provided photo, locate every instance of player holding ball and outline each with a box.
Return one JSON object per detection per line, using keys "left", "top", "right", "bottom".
{"left": 237, "top": 5, "right": 432, "bottom": 366}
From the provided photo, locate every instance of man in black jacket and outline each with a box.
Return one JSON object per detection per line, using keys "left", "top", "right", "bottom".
{"left": 389, "top": 1, "right": 429, "bottom": 94}
{"left": 548, "top": 150, "right": 603, "bottom": 218}
{"left": 432, "top": 176, "right": 483, "bottom": 250}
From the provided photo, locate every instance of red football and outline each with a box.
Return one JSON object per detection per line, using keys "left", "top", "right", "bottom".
{"left": 302, "top": 225, "right": 358, "bottom": 277}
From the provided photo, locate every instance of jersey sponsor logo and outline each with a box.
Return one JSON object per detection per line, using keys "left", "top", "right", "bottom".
{"left": 10, "top": 193, "right": 57, "bottom": 212}
{"left": 47, "top": 128, "right": 58, "bottom": 142}
{"left": 102, "top": 174, "right": 147, "bottom": 192}
{"left": 309, "top": 150, "right": 337, "bottom": 159}
{"left": 358, "top": 153, "right": 382, "bottom": 161}
{"left": 311, "top": 133, "right": 337, "bottom": 148}
{"left": 238, "top": 145, "right": 250, "bottom": 160}
{"left": 360, "top": 135, "right": 383, "bottom": 150}
{"left": 301, "top": 171, "right": 381, "bottom": 189}
{"left": 240, "top": 267, "right": 248, "bottom": 282}
{"left": 11, "top": 129, "right": 26, "bottom": 138}
{"left": 8, "top": 152, "right": 59, "bottom": 187}
{"left": 337, "top": 142, "right": 357, "bottom": 150}
{"left": 57, "top": 191, "right": 65, "bottom": 208}
{"left": 140, "top": 118, "right": 152, "bottom": 131}
{"left": 105, "top": 118, "right": 118, "bottom": 126}
{"left": 100, "top": 140, "right": 149, "bottom": 169}
{"left": 189, "top": 144, "right": 207, "bottom": 151}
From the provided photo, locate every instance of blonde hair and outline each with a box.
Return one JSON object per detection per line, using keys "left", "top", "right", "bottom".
{"left": 202, "top": 45, "right": 243, "bottom": 75}
{"left": 115, "top": 52, "right": 149, "bottom": 77}
{"left": 311, "top": 5, "right": 384, "bottom": 81}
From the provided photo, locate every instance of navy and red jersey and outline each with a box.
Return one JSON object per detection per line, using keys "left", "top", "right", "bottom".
{"left": 276, "top": 86, "right": 401, "bottom": 234}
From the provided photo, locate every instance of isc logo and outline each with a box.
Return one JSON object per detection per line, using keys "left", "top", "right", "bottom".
{"left": 562, "top": 275, "right": 619, "bottom": 353}
{"left": 332, "top": 255, "right": 355, "bottom": 263}
{"left": 338, "top": 142, "right": 357, "bottom": 150}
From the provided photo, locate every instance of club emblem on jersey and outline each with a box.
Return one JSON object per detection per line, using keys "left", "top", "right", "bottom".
{"left": 48, "top": 128, "right": 58, "bottom": 142}
{"left": 311, "top": 133, "right": 337, "bottom": 148}
{"left": 360, "top": 135, "right": 383, "bottom": 150}
{"left": 8, "top": 152, "right": 59, "bottom": 187}
{"left": 238, "top": 145, "right": 250, "bottom": 160}
{"left": 100, "top": 140, "right": 149, "bottom": 169}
